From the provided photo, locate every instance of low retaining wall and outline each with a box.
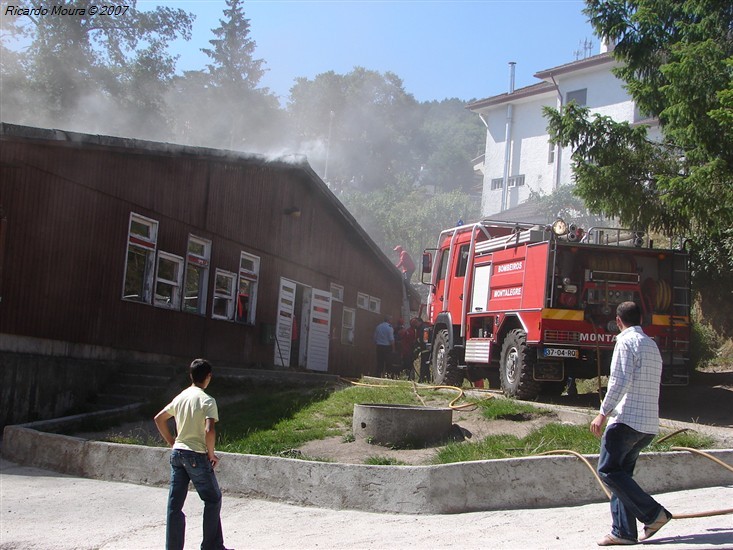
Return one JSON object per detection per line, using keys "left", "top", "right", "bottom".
{"left": 3, "top": 424, "right": 731, "bottom": 515}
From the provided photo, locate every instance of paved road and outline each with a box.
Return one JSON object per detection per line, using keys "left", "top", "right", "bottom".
{"left": 1, "top": 458, "right": 732, "bottom": 549}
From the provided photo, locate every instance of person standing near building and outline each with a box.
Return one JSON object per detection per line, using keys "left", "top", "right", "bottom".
{"left": 373, "top": 314, "right": 395, "bottom": 377}
{"left": 154, "top": 358, "right": 228, "bottom": 550}
{"left": 590, "top": 302, "right": 672, "bottom": 546}
{"left": 393, "top": 245, "right": 416, "bottom": 284}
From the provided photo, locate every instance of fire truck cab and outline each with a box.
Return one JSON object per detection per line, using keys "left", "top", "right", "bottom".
{"left": 421, "top": 219, "right": 690, "bottom": 400}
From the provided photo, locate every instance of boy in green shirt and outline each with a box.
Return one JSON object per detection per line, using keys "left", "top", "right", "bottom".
{"left": 154, "top": 358, "right": 228, "bottom": 550}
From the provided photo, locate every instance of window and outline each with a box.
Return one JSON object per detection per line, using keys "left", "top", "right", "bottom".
{"left": 566, "top": 88, "right": 587, "bottom": 106}
{"left": 331, "top": 283, "right": 344, "bottom": 302}
{"left": 548, "top": 141, "right": 555, "bottom": 164}
{"left": 154, "top": 252, "right": 184, "bottom": 309}
{"left": 341, "top": 307, "right": 355, "bottom": 345}
{"left": 123, "top": 213, "right": 158, "bottom": 303}
{"left": 490, "top": 175, "right": 525, "bottom": 190}
{"left": 369, "top": 296, "right": 381, "bottom": 314}
{"left": 183, "top": 236, "right": 211, "bottom": 315}
{"left": 455, "top": 244, "right": 470, "bottom": 277}
{"left": 236, "top": 252, "right": 260, "bottom": 324}
{"left": 357, "top": 292, "right": 369, "bottom": 310}
{"left": 437, "top": 249, "right": 450, "bottom": 282}
{"left": 212, "top": 269, "right": 236, "bottom": 320}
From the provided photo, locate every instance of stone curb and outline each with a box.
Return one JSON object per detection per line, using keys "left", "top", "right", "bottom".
{"left": 2, "top": 422, "right": 731, "bottom": 515}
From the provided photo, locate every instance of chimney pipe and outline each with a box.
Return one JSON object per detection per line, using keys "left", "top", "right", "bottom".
{"left": 508, "top": 61, "right": 516, "bottom": 93}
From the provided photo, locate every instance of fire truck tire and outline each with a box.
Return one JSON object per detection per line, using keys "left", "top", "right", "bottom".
{"left": 431, "top": 328, "right": 464, "bottom": 387}
{"left": 499, "top": 329, "right": 540, "bottom": 400}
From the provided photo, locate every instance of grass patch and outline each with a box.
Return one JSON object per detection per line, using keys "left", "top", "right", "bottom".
{"left": 477, "top": 397, "right": 551, "bottom": 421}
{"left": 216, "top": 381, "right": 448, "bottom": 457}
{"left": 364, "top": 456, "right": 407, "bottom": 466}
{"left": 87, "top": 379, "right": 718, "bottom": 464}
{"left": 432, "top": 423, "right": 717, "bottom": 464}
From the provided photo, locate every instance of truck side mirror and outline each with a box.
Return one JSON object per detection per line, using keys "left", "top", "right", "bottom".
{"left": 422, "top": 252, "right": 432, "bottom": 274}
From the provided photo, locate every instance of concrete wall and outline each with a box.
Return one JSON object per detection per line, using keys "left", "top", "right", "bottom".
{"left": 0, "top": 352, "right": 120, "bottom": 427}
{"left": 3, "top": 424, "right": 731, "bottom": 515}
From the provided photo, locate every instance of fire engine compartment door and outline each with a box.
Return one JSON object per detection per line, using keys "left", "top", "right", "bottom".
{"left": 471, "top": 264, "right": 492, "bottom": 313}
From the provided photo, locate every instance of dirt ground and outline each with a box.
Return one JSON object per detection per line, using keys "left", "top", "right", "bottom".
{"left": 82, "top": 363, "right": 733, "bottom": 466}
{"left": 297, "top": 363, "right": 733, "bottom": 465}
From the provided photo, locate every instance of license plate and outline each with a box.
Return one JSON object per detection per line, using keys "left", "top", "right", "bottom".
{"left": 543, "top": 348, "right": 578, "bottom": 358}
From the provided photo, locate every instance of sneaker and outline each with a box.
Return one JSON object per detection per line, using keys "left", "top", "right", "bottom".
{"left": 597, "top": 533, "right": 637, "bottom": 546}
{"left": 639, "top": 508, "right": 672, "bottom": 541}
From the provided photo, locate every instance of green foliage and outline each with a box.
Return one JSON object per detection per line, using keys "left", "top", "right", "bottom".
{"left": 217, "top": 383, "right": 431, "bottom": 456}
{"left": 339, "top": 179, "right": 480, "bottom": 269}
{"left": 690, "top": 319, "right": 720, "bottom": 368}
{"left": 526, "top": 184, "right": 607, "bottom": 229}
{"left": 477, "top": 398, "right": 551, "bottom": 421}
{"left": 3, "top": 0, "right": 193, "bottom": 137}
{"left": 547, "top": 0, "right": 733, "bottom": 238}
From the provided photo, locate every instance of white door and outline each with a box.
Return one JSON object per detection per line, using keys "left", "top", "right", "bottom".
{"left": 274, "top": 278, "right": 297, "bottom": 367}
{"left": 306, "top": 288, "right": 332, "bottom": 372}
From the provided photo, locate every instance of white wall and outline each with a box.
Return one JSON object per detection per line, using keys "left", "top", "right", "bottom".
{"left": 478, "top": 58, "right": 648, "bottom": 217}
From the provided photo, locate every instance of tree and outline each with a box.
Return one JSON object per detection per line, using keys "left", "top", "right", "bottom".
{"left": 545, "top": 0, "right": 733, "bottom": 339}
{"left": 414, "top": 99, "right": 485, "bottom": 192}
{"left": 1, "top": 0, "right": 193, "bottom": 138}
{"left": 168, "top": 0, "right": 284, "bottom": 151}
{"left": 287, "top": 68, "right": 420, "bottom": 190}
{"left": 339, "top": 178, "right": 480, "bottom": 268}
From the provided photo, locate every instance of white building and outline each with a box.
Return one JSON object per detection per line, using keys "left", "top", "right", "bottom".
{"left": 468, "top": 46, "right": 659, "bottom": 218}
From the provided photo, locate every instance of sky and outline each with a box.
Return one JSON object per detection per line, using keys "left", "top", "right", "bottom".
{"left": 156, "top": 0, "right": 598, "bottom": 104}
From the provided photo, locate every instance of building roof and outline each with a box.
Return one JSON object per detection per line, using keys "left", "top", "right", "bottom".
{"left": 467, "top": 52, "right": 616, "bottom": 112}
{"left": 0, "top": 122, "right": 406, "bottom": 286}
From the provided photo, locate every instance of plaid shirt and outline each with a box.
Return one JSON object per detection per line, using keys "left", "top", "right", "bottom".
{"left": 601, "top": 326, "right": 663, "bottom": 435}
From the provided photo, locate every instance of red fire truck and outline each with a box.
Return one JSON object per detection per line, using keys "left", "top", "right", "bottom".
{"left": 420, "top": 219, "right": 690, "bottom": 399}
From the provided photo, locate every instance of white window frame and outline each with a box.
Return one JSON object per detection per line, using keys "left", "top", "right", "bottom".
{"left": 236, "top": 251, "right": 260, "bottom": 325}
{"left": 357, "top": 292, "right": 369, "bottom": 310}
{"left": 341, "top": 307, "right": 355, "bottom": 345}
{"left": 154, "top": 252, "right": 184, "bottom": 309}
{"left": 369, "top": 296, "right": 381, "bottom": 314}
{"left": 330, "top": 283, "right": 344, "bottom": 303}
{"left": 183, "top": 235, "right": 211, "bottom": 315}
{"left": 212, "top": 269, "right": 237, "bottom": 321}
{"left": 122, "top": 212, "right": 158, "bottom": 303}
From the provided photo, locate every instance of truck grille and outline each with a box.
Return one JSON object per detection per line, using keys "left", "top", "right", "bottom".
{"left": 544, "top": 330, "right": 581, "bottom": 344}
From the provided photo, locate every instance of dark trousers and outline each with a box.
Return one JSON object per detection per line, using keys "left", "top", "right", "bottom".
{"left": 597, "top": 423, "right": 663, "bottom": 540}
{"left": 375, "top": 345, "right": 392, "bottom": 377}
{"left": 167, "top": 449, "right": 225, "bottom": 550}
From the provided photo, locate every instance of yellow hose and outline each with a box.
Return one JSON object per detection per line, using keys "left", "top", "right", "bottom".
{"left": 535, "top": 445, "right": 733, "bottom": 520}
{"left": 339, "top": 377, "right": 487, "bottom": 411}
{"left": 342, "top": 377, "right": 732, "bottom": 520}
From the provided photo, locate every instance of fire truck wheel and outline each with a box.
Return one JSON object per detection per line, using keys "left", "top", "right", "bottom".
{"left": 431, "top": 328, "right": 464, "bottom": 387}
{"left": 499, "top": 329, "right": 540, "bottom": 400}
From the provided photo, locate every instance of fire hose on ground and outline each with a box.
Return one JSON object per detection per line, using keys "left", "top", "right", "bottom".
{"left": 341, "top": 377, "right": 733, "bottom": 521}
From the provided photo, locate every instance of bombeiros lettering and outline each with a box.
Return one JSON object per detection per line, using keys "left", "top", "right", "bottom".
{"left": 497, "top": 261, "right": 523, "bottom": 273}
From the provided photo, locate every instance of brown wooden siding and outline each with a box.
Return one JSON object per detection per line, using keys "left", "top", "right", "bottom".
{"left": 0, "top": 126, "right": 405, "bottom": 376}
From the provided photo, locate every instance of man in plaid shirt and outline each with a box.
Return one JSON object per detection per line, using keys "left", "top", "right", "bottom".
{"left": 591, "top": 301, "right": 672, "bottom": 546}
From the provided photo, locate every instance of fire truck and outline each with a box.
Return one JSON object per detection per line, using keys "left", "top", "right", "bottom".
{"left": 420, "top": 219, "right": 690, "bottom": 399}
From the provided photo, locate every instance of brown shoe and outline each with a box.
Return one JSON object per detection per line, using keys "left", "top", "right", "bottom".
{"left": 597, "top": 533, "right": 637, "bottom": 546}
{"left": 639, "top": 508, "right": 672, "bottom": 541}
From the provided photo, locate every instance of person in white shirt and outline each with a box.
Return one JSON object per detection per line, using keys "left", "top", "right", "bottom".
{"left": 591, "top": 301, "right": 672, "bottom": 546}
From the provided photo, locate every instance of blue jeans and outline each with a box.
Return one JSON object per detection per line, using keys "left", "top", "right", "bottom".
{"left": 167, "top": 449, "right": 224, "bottom": 550}
{"left": 597, "top": 422, "right": 664, "bottom": 540}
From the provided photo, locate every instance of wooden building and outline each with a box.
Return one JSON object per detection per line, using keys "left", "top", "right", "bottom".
{"left": 0, "top": 123, "right": 415, "bottom": 425}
